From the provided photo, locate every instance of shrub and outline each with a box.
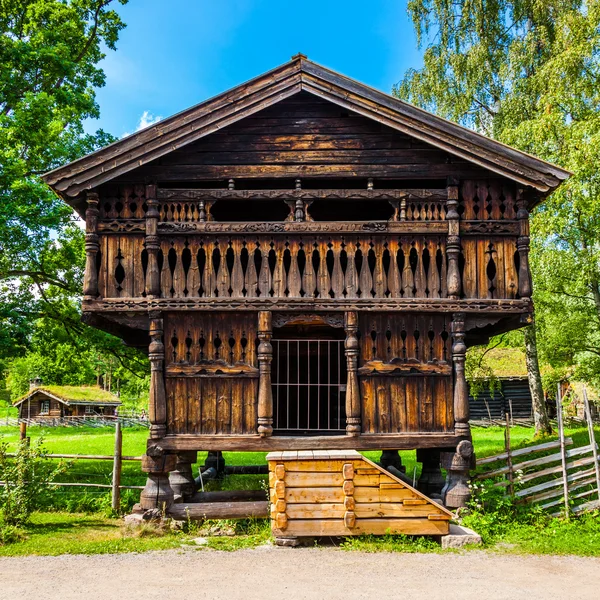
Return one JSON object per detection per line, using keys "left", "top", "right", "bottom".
{"left": 0, "top": 437, "right": 68, "bottom": 527}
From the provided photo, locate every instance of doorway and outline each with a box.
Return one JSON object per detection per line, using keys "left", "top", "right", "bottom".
{"left": 272, "top": 324, "right": 347, "bottom": 435}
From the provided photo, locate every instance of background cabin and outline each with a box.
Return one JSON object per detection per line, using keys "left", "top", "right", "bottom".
{"left": 42, "top": 56, "right": 569, "bottom": 511}
{"left": 14, "top": 384, "right": 121, "bottom": 421}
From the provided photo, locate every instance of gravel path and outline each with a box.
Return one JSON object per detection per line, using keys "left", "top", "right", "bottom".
{"left": 2, "top": 547, "right": 599, "bottom": 600}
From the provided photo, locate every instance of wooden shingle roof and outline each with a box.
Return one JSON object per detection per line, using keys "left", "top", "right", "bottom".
{"left": 43, "top": 55, "right": 570, "bottom": 201}
{"left": 13, "top": 385, "right": 121, "bottom": 407}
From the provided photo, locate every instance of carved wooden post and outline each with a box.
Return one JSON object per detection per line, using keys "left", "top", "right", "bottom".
{"left": 344, "top": 311, "right": 361, "bottom": 436}
{"left": 516, "top": 189, "right": 533, "bottom": 298}
{"left": 446, "top": 177, "right": 461, "bottom": 299}
{"left": 83, "top": 191, "right": 100, "bottom": 299}
{"left": 451, "top": 312, "right": 470, "bottom": 438}
{"left": 169, "top": 451, "right": 197, "bottom": 501}
{"left": 140, "top": 448, "right": 177, "bottom": 511}
{"left": 257, "top": 311, "right": 273, "bottom": 437}
{"left": 149, "top": 313, "right": 167, "bottom": 439}
{"left": 145, "top": 184, "right": 160, "bottom": 298}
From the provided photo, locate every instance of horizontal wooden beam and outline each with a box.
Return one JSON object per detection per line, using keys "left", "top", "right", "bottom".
{"left": 83, "top": 297, "right": 532, "bottom": 314}
{"left": 153, "top": 433, "right": 462, "bottom": 452}
{"left": 167, "top": 501, "right": 269, "bottom": 520}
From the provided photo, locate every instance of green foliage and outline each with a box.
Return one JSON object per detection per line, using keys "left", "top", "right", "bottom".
{"left": 398, "top": 0, "right": 600, "bottom": 386}
{"left": 0, "top": 437, "right": 68, "bottom": 526}
{"left": 341, "top": 532, "right": 440, "bottom": 553}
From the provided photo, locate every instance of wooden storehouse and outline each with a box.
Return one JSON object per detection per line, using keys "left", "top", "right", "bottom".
{"left": 42, "top": 56, "right": 568, "bottom": 530}
{"left": 14, "top": 384, "right": 121, "bottom": 421}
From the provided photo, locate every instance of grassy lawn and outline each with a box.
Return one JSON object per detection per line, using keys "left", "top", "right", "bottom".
{"left": 1, "top": 422, "right": 599, "bottom": 556}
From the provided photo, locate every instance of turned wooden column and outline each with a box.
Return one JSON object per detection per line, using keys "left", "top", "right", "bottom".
{"left": 257, "top": 311, "right": 273, "bottom": 437}
{"left": 451, "top": 312, "right": 470, "bottom": 437}
{"left": 149, "top": 313, "right": 167, "bottom": 439}
{"left": 83, "top": 191, "right": 100, "bottom": 299}
{"left": 446, "top": 177, "right": 462, "bottom": 299}
{"left": 516, "top": 189, "right": 533, "bottom": 298}
{"left": 169, "top": 451, "right": 197, "bottom": 501}
{"left": 145, "top": 184, "right": 160, "bottom": 298}
{"left": 140, "top": 449, "right": 177, "bottom": 511}
{"left": 344, "top": 311, "right": 361, "bottom": 436}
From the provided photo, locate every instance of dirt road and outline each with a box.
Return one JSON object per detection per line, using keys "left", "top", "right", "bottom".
{"left": 2, "top": 547, "right": 599, "bottom": 600}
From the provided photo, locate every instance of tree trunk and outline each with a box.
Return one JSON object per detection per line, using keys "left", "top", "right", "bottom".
{"left": 524, "top": 321, "right": 552, "bottom": 436}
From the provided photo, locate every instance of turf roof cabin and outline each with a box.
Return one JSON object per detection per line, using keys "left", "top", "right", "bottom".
{"left": 14, "top": 383, "right": 120, "bottom": 421}
{"left": 43, "top": 56, "right": 568, "bottom": 510}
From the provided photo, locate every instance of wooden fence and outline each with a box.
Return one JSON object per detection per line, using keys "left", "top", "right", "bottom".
{"left": 476, "top": 387, "right": 600, "bottom": 517}
{"left": 1, "top": 423, "right": 143, "bottom": 512}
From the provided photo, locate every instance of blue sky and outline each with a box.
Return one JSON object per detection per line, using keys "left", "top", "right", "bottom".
{"left": 89, "top": 0, "right": 422, "bottom": 137}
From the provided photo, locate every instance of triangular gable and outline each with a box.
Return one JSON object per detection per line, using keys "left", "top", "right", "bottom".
{"left": 13, "top": 389, "right": 69, "bottom": 408}
{"left": 43, "top": 55, "right": 569, "bottom": 199}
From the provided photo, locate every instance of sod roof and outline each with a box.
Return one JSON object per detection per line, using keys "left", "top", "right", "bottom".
{"left": 13, "top": 385, "right": 121, "bottom": 406}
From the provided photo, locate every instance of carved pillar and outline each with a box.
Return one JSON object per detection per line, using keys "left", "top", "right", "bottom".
{"left": 417, "top": 448, "right": 445, "bottom": 497}
{"left": 140, "top": 449, "right": 177, "bottom": 511}
{"left": 516, "top": 189, "right": 533, "bottom": 298}
{"left": 344, "top": 311, "right": 361, "bottom": 436}
{"left": 441, "top": 440, "right": 475, "bottom": 508}
{"left": 257, "top": 311, "right": 273, "bottom": 437}
{"left": 451, "top": 312, "right": 470, "bottom": 438}
{"left": 446, "top": 178, "right": 461, "bottom": 299}
{"left": 149, "top": 314, "right": 167, "bottom": 439}
{"left": 169, "top": 451, "right": 197, "bottom": 501}
{"left": 83, "top": 191, "right": 100, "bottom": 299}
{"left": 145, "top": 184, "right": 160, "bottom": 298}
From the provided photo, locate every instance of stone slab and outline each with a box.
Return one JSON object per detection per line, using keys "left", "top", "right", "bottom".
{"left": 441, "top": 524, "right": 482, "bottom": 549}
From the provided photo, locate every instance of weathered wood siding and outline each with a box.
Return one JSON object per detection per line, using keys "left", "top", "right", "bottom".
{"left": 112, "top": 93, "right": 489, "bottom": 182}
{"left": 358, "top": 314, "right": 453, "bottom": 434}
{"left": 164, "top": 312, "right": 258, "bottom": 435}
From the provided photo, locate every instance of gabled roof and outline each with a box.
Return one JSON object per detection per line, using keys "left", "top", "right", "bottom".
{"left": 13, "top": 385, "right": 121, "bottom": 407}
{"left": 43, "top": 55, "right": 570, "bottom": 199}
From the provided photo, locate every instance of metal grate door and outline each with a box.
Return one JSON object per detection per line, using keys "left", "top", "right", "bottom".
{"left": 272, "top": 339, "right": 347, "bottom": 435}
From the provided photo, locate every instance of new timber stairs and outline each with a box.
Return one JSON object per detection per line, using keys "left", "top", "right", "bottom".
{"left": 267, "top": 450, "right": 453, "bottom": 538}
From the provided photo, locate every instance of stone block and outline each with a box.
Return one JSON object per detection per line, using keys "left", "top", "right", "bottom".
{"left": 441, "top": 524, "right": 482, "bottom": 549}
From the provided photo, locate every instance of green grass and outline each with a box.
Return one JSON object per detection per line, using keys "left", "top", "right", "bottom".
{"left": 1, "top": 423, "right": 600, "bottom": 556}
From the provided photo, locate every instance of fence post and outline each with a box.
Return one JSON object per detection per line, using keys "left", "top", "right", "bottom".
{"left": 556, "top": 385, "right": 570, "bottom": 519}
{"left": 111, "top": 422, "right": 122, "bottom": 512}
{"left": 19, "top": 421, "right": 27, "bottom": 441}
{"left": 504, "top": 413, "right": 514, "bottom": 496}
{"left": 582, "top": 387, "right": 600, "bottom": 502}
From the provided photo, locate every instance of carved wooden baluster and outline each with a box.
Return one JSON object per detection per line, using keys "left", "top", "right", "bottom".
{"left": 144, "top": 185, "right": 160, "bottom": 298}
{"left": 400, "top": 197, "right": 407, "bottom": 221}
{"left": 200, "top": 242, "right": 213, "bottom": 298}
{"left": 331, "top": 240, "right": 344, "bottom": 298}
{"left": 258, "top": 242, "right": 272, "bottom": 297}
{"left": 344, "top": 311, "right": 361, "bottom": 436}
{"left": 359, "top": 240, "right": 373, "bottom": 298}
{"left": 386, "top": 238, "right": 401, "bottom": 298}
{"left": 216, "top": 240, "right": 230, "bottom": 297}
{"left": 446, "top": 178, "right": 462, "bottom": 299}
{"left": 302, "top": 241, "right": 317, "bottom": 297}
{"left": 317, "top": 240, "right": 330, "bottom": 298}
{"left": 83, "top": 191, "right": 100, "bottom": 299}
{"left": 503, "top": 184, "right": 516, "bottom": 219}
{"left": 287, "top": 241, "right": 301, "bottom": 297}
{"left": 149, "top": 314, "right": 167, "bottom": 439}
{"left": 272, "top": 239, "right": 286, "bottom": 298}
{"left": 160, "top": 240, "right": 173, "bottom": 298}
{"left": 427, "top": 238, "right": 441, "bottom": 299}
{"left": 489, "top": 182, "right": 502, "bottom": 220}
{"left": 344, "top": 240, "right": 359, "bottom": 298}
{"left": 172, "top": 241, "right": 186, "bottom": 298}
{"left": 401, "top": 240, "right": 414, "bottom": 298}
{"left": 451, "top": 312, "right": 470, "bottom": 438}
{"left": 230, "top": 238, "right": 244, "bottom": 297}
{"left": 372, "top": 239, "right": 386, "bottom": 298}
{"left": 516, "top": 190, "right": 533, "bottom": 298}
{"left": 244, "top": 241, "right": 258, "bottom": 298}
{"left": 184, "top": 239, "right": 199, "bottom": 298}
{"left": 257, "top": 311, "right": 273, "bottom": 437}
{"left": 414, "top": 240, "right": 427, "bottom": 296}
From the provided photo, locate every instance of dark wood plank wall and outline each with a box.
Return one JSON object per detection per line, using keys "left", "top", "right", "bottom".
{"left": 164, "top": 312, "right": 258, "bottom": 435}
{"left": 358, "top": 314, "right": 453, "bottom": 434}
{"left": 111, "top": 92, "right": 489, "bottom": 183}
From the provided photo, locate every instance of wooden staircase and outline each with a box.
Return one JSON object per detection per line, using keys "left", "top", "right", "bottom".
{"left": 267, "top": 450, "right": 452, "bottom": 538}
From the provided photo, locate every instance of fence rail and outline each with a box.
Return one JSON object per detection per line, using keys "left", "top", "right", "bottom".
{"left": 1, "top": 422, "right": 144, "bottom": 511}
{"left": 2, "top": 416, "right": 149, "bottom": 429}
{"left": 476, "top": 386, "right": 600, "bottom": 517}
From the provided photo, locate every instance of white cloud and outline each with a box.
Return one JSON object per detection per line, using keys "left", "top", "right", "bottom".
{"left": 122, "top": 111, "right": 163, "bottom": 137}
{"left": 137, "top": 110, "right": 162, "bottom": 131}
